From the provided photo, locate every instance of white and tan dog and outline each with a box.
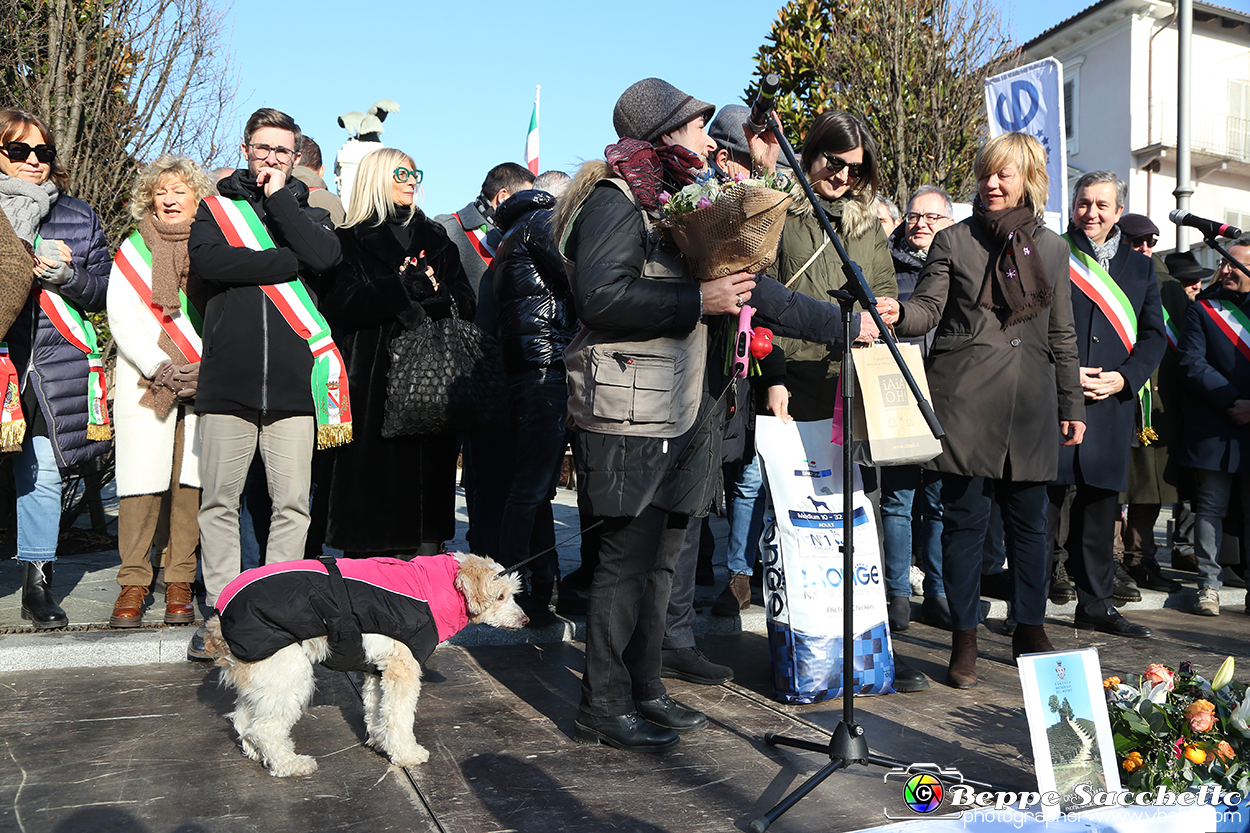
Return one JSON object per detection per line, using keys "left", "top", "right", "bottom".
{"left": 204, "top": 552, "right": 526, "bottom": 777}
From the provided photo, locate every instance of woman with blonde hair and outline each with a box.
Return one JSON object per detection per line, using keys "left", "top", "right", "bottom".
{"left": 107, "top": 153, "right": 213, "bottom": 627}
{"left": 320, "top": 147, "right": 473, "bottom": 557}
{"left": 877, "top": 131, "right": 1086, "bottom": 687}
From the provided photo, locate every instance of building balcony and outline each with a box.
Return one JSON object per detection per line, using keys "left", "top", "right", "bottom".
{"left": 1131, "top": 102, "right": 1250, "bottom": 176}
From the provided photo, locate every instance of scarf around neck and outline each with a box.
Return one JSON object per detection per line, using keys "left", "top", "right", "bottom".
{"left": 604, "top": 138, "right": 704, "bottom": 213}
{"left": 137, "top": 213, "right": 200, "bottom": 417}
{"left": 974, "top": 197, "right": 1052, "bottom": 327}
{"left": 0, "top": 174, "right": 58, "bottom": 245}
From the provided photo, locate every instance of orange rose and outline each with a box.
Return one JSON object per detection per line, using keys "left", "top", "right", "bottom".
{"left": 1144, "top": 664, "right": 1175, "bottom": 691}
{"left": 1217, "top": 741, "right": 1236, "bottom": 763}
{"left": 1185, "top": 744, "right": 1207, "bottom": 765}
{"left": 1104, "top": 676, "right": 1122, "bottom": 689}
{"left": 1187, "top": 700, "right": 1217, "bottom": 733}
{"left": 1122, "top": 751, "right": 1144, "bottom": 772}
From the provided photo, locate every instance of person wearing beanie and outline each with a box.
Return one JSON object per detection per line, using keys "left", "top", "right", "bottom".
{"left": 555, "top": 78, "right": 887, "bottom": 753}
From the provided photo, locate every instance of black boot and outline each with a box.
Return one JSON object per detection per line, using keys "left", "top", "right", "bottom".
{"left": 21, "top": 561, "right": 68, "bottom": 629}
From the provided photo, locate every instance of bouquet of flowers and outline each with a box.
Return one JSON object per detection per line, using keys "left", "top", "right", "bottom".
{"left": 659, "top": 170, "right": 793, "bottom": 281}
{"left": 1106, "top": 657, "right": 1250, "bottom": 795}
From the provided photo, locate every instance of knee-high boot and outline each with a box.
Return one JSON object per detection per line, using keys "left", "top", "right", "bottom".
{"left": 947, "top": 628, "right": 978, "bottom": 689}
{"left": 21, "top": 560, "right": 68, "bottom": 629}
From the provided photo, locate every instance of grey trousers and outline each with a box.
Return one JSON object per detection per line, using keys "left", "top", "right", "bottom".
{"left": 198, "top": 412, "right": 314, "bottom": 607}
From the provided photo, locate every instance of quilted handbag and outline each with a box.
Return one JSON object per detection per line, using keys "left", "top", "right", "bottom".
{"left": 381, "top": 302, "right": 508, "bottom": 437}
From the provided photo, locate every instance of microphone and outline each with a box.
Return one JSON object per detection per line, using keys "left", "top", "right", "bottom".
{"left": 1169, "top": 209, "right": 1243, "bottom": 240}
{"left": 748, "top": 73, "right": 782, "bottom": 134}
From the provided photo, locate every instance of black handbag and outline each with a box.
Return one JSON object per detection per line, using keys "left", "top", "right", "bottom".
{"left": 381, "top": 300, "right": 509, "bottom": 437}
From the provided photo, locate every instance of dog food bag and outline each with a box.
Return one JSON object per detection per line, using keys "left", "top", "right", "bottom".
{"left": 755, "top": 416, "right": 895, "bottom": 704}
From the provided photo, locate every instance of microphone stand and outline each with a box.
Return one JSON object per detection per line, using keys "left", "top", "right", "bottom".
{"left": 748, "top": 108, "right": 1006, "bottom": 832}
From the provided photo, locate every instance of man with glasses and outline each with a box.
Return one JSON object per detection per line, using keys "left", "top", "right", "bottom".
{"left": 1177, "top": 237, "right": 1250, "bottom": 615}
{"left": 186, "top": 107, "right": 342, "bottom": 659}
{"left": 881, "top": 185, "right": 954, "bottom": 632}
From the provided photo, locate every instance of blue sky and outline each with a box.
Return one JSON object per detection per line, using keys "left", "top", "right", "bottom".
{"left": 223, "top": 0, "right": 1095, "bottom": 215}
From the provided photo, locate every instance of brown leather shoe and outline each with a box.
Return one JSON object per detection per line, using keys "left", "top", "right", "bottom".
{"left": 110, "top": 585, "right": 148, "bottom": 628}
{"left": 164, "top": 582, "right": 195, "bottom": 625}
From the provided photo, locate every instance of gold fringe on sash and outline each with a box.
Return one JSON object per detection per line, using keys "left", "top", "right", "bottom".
{"left": 1137, "top": 427, "right": 1159, "bottom": 446}
{"left": 87, "top": 423, "right": 113, "bottom": 441}
{"left": 317, "top": 423, "right": 352, "bottom": 450}
{"left": 0, "top": 419, "right": 25, "bottom": 453}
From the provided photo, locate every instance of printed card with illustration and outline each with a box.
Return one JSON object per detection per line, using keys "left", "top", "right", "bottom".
{"left": 1017, "top": 647, "right": 1121, "bottom": 820}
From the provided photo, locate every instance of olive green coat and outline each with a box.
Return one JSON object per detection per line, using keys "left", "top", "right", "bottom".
{"left": 767, "top": 191, "right": 897, "bottom": 421}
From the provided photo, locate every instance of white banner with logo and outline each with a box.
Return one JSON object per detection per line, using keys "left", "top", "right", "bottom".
{"left": 755, "top": 416, "right": 894, "bottom": 704}
{"left": 985, "top": 57, "right": 1068, "bottom": 221}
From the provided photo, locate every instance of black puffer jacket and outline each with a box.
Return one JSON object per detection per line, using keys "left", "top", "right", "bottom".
{"left": 188, "top": 170, "right": 341, "bottom": 416}
{"left": 492, "top": 190, "right": 576, "bottom": 373}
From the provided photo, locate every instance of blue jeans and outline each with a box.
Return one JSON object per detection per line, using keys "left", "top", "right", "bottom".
{"left": 724, "top": 456, "right": 765, "bottom": 575}
{"left": 1192, "top": 469, "right": 1250, "bottom": 591}
{"left": 880, "top": 465, "right": 945, "bottom": 599}
{"left": 15, "top": 435, "right": 62, "bottom": 562}
{"left": 497, "top": 369, "right": 569, "bottom": 584}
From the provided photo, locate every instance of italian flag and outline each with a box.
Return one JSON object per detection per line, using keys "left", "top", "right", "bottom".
{"left": 525, "top": 86, "right": 540, "bottom": 175}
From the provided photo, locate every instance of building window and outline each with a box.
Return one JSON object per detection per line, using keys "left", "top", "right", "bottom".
{"left": 1227, "top": 208, "right": 1250, "bottom": 235}
{"left": 1231, "top": 80, "right": 1249, "bottom": 161}
{"left": 1064, "top": 72, "right": 1079, "bottom": 155}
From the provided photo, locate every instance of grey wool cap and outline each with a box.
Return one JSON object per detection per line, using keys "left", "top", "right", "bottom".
{"left": 708, "top": 104, "right": 751, "bottom": 159}
{"left": 613, "top": 78, "right": 715, "bottom": 145}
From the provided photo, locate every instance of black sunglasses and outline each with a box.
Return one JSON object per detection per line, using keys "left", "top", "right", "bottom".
{"left": 3, "top": 141, "right": 56, "bottom": 164}
{"left": 820, "top": 152, "right": 863, "bottom": 180}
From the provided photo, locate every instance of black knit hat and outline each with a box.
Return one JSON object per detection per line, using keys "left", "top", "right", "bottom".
{"left": 613, "top": 78, "right": 715, "bottom": 145}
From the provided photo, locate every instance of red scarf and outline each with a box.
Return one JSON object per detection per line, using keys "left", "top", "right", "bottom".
{"left": 604, "top": 138, "right": 704, "bottom": 212}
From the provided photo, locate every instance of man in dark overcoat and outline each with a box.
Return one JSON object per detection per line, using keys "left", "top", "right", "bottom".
{"left": 1177, "top": 237, "right": 1250, "bottom": 616}
{"left": 1047, "top": 172, "right": 1165, "bottom": 638}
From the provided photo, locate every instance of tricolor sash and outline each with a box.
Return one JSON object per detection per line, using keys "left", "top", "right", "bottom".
{"left": 28, "top": 231, "right": 111, "bottom": 440}
{"left": 202, "top": 196, "right": 352, "bottom": 449}
{"left": 1162, "top": 306, "right": 1178, "bottom": 352}
{"left": 454, "top": 212, "right": 496, "bottom": 269}
{"left": 1064, "top": 235, "right": 1156, "bottom": 443}
{"left": 113, "top": 230, "right": 203, "bottom": 363}
{"left": 1199, "top": 299, "right": 1250, "bottom": 364}
{"left": 0, "top": 345, "right": 23, "bottom": 451}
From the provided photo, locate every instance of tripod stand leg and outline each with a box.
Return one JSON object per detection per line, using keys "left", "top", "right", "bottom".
{"left": 763, "top": 732, "right": 832, "bottom": 756}
{"left": 748, "top": 757, "right": 846, "bottom": 833}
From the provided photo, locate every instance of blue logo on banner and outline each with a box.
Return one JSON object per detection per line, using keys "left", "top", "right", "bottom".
{"left": 995, "top": 80, "right": 1040, "bottom": 131}
{"left": 789, "top": 506, "right": 868, "bottom": 529}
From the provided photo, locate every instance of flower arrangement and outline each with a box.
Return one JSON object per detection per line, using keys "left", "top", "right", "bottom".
{"left": 659, "top": 169, "right": 789, "bottom": 217}
{"left": 656, "top": 170, "right": 793, "bottom": 281}
{"left": 1106, "top": 657, "right": 1250, "bottom": 795}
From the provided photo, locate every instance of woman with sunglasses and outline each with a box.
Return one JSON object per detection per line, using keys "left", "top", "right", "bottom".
{"left": 0, "top": 109, "right": 110, "bottom": 628}
{"left": 319, "top": 148, "right": 473, "bottom": 558}
{"left": 764, "top": 112, "right": 897, "bottom": 421}
{"left": 877, "top": 132, "right": 1085, "bottom": 687}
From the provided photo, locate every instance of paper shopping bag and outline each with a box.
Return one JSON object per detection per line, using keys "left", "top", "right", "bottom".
{"left": 850, "top": 342, "right": 942, "bottom": 466}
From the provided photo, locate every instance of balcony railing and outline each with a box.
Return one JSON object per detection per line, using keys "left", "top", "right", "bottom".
{"left": 1131, "top": 102, "right": 1250, "bottom": 162}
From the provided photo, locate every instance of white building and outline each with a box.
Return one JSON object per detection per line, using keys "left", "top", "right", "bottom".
{"left": 1023, "top": 0, "right": 1250, "bottom": 264}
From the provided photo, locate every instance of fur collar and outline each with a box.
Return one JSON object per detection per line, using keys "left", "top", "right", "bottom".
{"left": 553, "top": 159, "right": 615, "bottom": 257}
{"left": 787, "top": 187, "right": 877, "bottom": 240}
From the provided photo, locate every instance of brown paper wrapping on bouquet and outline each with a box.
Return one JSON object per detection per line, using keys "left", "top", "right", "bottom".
{"left": 665, "top": 183, "right": 793, "bottom": 280}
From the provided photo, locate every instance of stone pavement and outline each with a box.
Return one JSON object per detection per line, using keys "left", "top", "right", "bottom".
{"left": 1, "top": 484, "right": 1247, "bottom": 832}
